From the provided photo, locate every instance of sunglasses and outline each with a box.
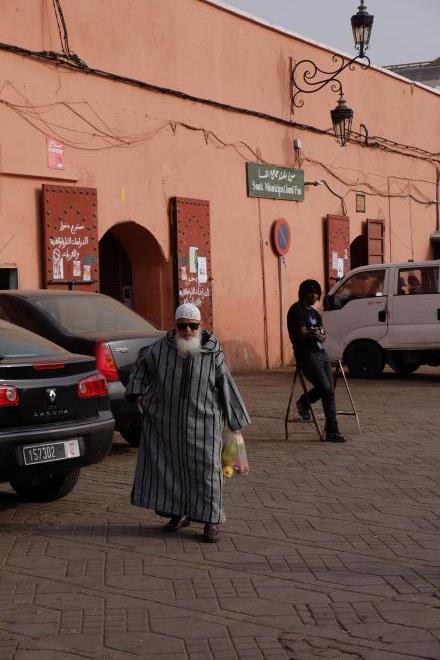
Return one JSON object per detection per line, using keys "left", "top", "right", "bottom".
{"left": 176, "top": 322, "right": 200, "bottom": 331}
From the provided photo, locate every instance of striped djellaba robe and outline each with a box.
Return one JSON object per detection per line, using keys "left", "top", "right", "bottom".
{"left": 126, "top": 329, "right": 251, "bottom": 524}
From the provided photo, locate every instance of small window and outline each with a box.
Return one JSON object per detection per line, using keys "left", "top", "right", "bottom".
{"left": 333, "top": 270, "right": 385, "bottom": 309}
{"left": 397, "top": 267, "right": 439, "bottom": 295}
{"left": 0, "top": 268, "right": 18, "bottom": 289}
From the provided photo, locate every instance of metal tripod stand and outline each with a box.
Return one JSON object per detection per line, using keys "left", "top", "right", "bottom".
{"left": 284, "top": 359, "right": 361, "bottom": 441}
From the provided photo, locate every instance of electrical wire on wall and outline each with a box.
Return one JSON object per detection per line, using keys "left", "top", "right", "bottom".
{"left": 1, "top": 33, "right": 440, "bottom": 169}
{"left": 51, "top": 0, "right": 87, "bottom": 68}
{"left": 303, "top": 155, "right": 436, "bottom": 207}
{"left": 0, "top": 97, "right": 264, "bottom": 165}
{"left": 0, "top": 86, "right": 436, "bottom": 215}
{"left": 302, "top": 150, "right": 437, "bottom": 262}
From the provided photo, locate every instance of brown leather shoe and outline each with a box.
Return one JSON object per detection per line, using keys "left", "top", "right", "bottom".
{"left": 203, "top": 523, "right": 219, "bottom": 543}
{"left": 163, "top": 516, "right": 190, "bottom": 532}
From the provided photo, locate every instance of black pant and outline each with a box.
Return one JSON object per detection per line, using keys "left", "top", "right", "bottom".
{"left": 298, "top": 351, "right": 338, "bottom": 433}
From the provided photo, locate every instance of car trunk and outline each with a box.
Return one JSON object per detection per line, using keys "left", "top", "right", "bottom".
{"left": 107, "top": 335, "right": 162, "bottom": 385}
{"left": 0, "top": 354, "right": 101, "bottom": 429}
{"left": 75, "top": 330, "right": 163, "bottom": 386}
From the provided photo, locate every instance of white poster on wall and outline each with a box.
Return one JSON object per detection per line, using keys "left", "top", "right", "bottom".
{"left": 189, "top": 246, "right": 198, "bottom": 273}
{"left": 52, "top": 249, "right": 64, "bottom": 280}
{"left": 73, "top": 260, "right": 82, "bottom": 277}
{"left": 197, "top": 256, "right": 208, "bottom": 284}
{"left": 337, "top": 258, "right": 344, "bottom": 278}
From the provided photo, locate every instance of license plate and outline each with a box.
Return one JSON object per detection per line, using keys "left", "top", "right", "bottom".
{"left": 22, "top": 438, "right": 81, "bottom": 466}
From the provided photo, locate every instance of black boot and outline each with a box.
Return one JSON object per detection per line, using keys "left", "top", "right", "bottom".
{"left": 325, "top": 429, "right": 346, "bottom": 443}
{"left": 296, "top": 395, "right": 311, "bottom": 421}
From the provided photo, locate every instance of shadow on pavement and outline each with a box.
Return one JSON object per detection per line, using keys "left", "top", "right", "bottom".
{"left": 0, "top": 519, "right": 205, "bottom": 543}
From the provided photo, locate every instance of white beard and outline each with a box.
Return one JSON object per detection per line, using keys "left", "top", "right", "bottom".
{"left": 176, "top": 331, "right": 202, "bottom": 356}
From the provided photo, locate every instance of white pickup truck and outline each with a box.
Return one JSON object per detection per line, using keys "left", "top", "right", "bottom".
{"left": 322, "top": 260, "right": 440, "bottom": 377}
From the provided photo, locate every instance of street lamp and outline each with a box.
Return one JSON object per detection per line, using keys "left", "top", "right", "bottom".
{"left": 291, "top": 0, "right": 374, "bottom": 146}
{"left": 351, "top": 0, "right": 374, "bottom": 57}
{"left": 330, "top": 95, "right": 353, "bottom": 147}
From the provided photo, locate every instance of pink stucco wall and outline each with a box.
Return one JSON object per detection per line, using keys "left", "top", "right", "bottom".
{"left": 0, "top": 0, "right": 439, "bottom": 369}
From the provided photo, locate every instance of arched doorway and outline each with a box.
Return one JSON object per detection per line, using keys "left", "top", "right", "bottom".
{"left": 98, "top": 222, "right": 173, "bottom": 329}
{"left": 350, "top": 234, "right": 368, "bottom": 270}
{"left": 99, "top": 231, "right": 133, "bottom": 307}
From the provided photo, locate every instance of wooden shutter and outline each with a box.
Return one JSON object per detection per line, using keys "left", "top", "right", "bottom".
{"left": 42, "top": 185, "right": 99, "bottom": 291}
{"left": 326, "top": 214, "right": 351, "bottom": 290}
{"left": 367, "top": 219, "right": 385, "bottom": 264}
{"left": 173, "top": 197, "right": 213, "bottom": 329}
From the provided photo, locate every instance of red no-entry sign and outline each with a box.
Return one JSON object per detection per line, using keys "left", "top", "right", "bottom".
{"left": 271, "top": 218, "right": 291, "bottom": 256}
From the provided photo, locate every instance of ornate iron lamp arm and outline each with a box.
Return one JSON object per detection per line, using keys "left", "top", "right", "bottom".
{"left": 292, "top": 53, "right": 370, "bottom": 109}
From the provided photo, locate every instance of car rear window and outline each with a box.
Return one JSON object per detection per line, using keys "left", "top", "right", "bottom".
{"left": 0, "top": 321, "right": 65, "bottom": 358}
{"left": 32, "top": 294, "right": 159, "bottom": 335}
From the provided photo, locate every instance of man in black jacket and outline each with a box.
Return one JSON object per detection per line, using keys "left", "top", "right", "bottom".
{"left": 287, "top": 279, "right": 346, "bottom": 443}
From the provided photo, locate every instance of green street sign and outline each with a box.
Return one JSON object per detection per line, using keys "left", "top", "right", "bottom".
{"left": 246, "top": 163, "right": 304, "bottom": 201}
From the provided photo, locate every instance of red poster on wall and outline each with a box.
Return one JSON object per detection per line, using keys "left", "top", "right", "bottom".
{"left": 47, "top": 138, "right": 64, "bottom": 170}
{"left": 42, "top": 185, "right": 99, "bottom": 291}
{"left": 173, "top": 197, "right": 213, "bottom": 329}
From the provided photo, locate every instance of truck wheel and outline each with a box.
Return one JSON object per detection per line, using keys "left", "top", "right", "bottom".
{"left": 345, "top": 341, "right": 384, "bottom": 378}
{"left": 10, "top": 468, "right": 81, "bottom": 501}
{"left": 388, "top": 352, "right": 421, "bottom": 375}
{"left": 120, "top": 429, "right": 141, "bottom": 447}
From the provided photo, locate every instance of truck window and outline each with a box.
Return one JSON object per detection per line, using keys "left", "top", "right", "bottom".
{"left": 397, "top": 267, "right": 439, "bottom": 295}
{"left": 0, "top": 299, "right": 13, "bottom": 322}
{"left": 333, "top": 270, "right": 385, "bottom": 309}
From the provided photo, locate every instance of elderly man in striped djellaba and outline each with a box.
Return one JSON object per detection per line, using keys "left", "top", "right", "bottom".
{"left": 126, "top": 303, "right": 250, "bottom": 543}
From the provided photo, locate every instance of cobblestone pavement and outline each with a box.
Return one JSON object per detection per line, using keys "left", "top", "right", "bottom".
{"left": 1, "top": 369, "right": 440, "bottom": 659}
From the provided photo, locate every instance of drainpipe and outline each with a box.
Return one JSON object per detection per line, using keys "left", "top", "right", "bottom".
{"left": 278, "top": 255, "right": 286, "bottom": 366}
{"left": 257, "top": 198, "right": 270, "bottom": 369}
{"left": 437, "top": 169, "right": 440, "bottom": 231}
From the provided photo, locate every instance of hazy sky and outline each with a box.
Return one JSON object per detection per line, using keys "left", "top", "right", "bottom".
{"left": 222, "top": 0, "right": 439, "bottom": 67}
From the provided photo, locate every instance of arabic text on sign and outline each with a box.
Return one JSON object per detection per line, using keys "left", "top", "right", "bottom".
{"left": 49, "top": 236, "right": 89, "bottom": 249}
{"left": 258, "top": 168, "right": 297, "bottom": 183}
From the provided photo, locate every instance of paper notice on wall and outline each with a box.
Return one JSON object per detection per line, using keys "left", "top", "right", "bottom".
{"left": 47, "top": 137, "right": 64, "bottom": 170}
{"left": 83, "top": 264, "right": 92, "bottom": 282}
{"left": 197, "top": 256, "right": 208, "bottom": 284}
{"left": 337, "top": 258, "right": 344, "bottom": 278}
{"left": 332, "top": 251, "right": 338, "bottom": 269}
{"left": 180, "top": 266, "right": 188, "bottom": 282}
{"left": 52, "top": 250, "right": 64, "bottom": 280}
{"left": 73, "top": 260, "right": 82, "bottom": 277}
{"left": 189, "top": 247, "right": 198, "bottom": 273}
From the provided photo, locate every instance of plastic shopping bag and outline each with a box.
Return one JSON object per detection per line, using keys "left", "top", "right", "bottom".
{"left": 221, "top": 429, "right": 250, "bottom": 479}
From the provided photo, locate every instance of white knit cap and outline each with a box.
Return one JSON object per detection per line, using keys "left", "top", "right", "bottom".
{"left": 175, "top": 303, "right": 201, "bottom": 322}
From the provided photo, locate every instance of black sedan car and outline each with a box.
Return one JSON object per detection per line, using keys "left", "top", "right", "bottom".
{"left": 0, "top": 319, "right": 114, "bottom": 501}
{"left": 0, "top": 291, "right": 163, "bottom": 446}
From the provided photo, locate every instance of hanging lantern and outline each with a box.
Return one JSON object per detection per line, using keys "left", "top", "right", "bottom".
{"left": 351, "top": 0, "right": 374, "bottom": 57}
{"left": 330, "top": 95, "right": 354, "bottom": 147}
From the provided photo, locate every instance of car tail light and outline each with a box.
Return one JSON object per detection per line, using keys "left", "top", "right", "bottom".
{"left": 33, "top": 362, "right": 65, "bottom": 371}
{"left": 0, "top": 385, "right": 20, "bottom": 407}
{"left": 95, "top": 342, "right": 119, "bottom": 382}
{"left": 78, "top": 373, "right": 109, "bottom": 398}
